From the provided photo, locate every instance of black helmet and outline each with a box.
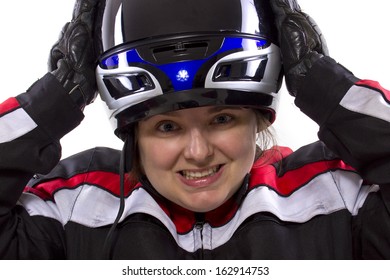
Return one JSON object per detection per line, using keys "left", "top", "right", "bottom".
{"left": 96, "top": 0, "right": 283, "bottom": 140}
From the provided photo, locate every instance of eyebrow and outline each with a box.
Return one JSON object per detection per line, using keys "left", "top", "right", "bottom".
{"left": 207, "top": 106, "right": 245, "bottom": 113}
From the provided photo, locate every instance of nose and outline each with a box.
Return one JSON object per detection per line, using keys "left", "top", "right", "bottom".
{"left": 183, "top": 128, "right": 213, "bottom": 163}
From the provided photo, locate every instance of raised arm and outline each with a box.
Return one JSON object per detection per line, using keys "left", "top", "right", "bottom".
{"left": 0, "top": 0, "right": 104, "bottom": 259}
{"left": 271, "top": 0, "right": 390, "bottom": 184}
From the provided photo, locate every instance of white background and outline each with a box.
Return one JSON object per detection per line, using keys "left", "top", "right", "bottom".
{"left": 0, "top": 0, "right": 389, "bottom": 159}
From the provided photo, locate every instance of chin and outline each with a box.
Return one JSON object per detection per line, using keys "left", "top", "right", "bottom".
{"left": 181, "top": 198, "right": 224, "bottom": 213}
{"left": 181, "top": 188, "right": 238, "bottom": 212}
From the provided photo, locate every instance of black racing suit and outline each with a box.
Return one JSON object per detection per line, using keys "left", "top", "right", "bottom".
{"left": 1, "top": 57, "right": 390, "bottom": 259}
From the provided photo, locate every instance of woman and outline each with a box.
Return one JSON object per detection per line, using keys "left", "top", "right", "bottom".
{"left": 0, "top": 0, "right": 389, "bottom": 259}
{"left": 135, "top": 106, "right": 269, "bottom": 213}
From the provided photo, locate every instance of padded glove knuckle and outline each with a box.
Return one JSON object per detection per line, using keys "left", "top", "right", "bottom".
{"left": 48, "top": 0, "right": 105, "bottom": 110}
{"left": 271, "top": 0, "right": 328, "bottom": 96}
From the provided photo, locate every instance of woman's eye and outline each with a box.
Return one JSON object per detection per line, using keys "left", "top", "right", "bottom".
{"left": 212, "top": 114, "right": 233, "bottom": 125}
{"left": 157, "top": 121, "right": 179, "bottom": 132}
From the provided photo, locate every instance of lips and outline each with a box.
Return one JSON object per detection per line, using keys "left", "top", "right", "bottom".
{"left": 181, "top": 165, "right": 221, "bottom": 180}
{"left": 178, "top": 165, "right": 223, "bottom": 187}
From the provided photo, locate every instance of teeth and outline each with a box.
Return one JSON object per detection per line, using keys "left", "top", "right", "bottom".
{"left": 182, "top": 166, "right": 219, "bottom": 180}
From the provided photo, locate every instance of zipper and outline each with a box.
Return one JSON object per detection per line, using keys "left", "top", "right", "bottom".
{"left": 195, "top": 213, "right": 205, "bottom": 259}
{"left": 194, "top": 222, "right": 204, "bottom": 259}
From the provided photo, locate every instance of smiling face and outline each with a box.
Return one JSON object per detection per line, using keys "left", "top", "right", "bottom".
{"left": 137, "top": 106, "right": 261, "bottom": 212}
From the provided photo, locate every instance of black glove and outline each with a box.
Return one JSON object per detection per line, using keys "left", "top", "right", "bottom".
{"left": 49, "top": 0, "right": 105, "bottom": 110}
{"left": 270, "top": 0, "right": 329, "bottom": 97}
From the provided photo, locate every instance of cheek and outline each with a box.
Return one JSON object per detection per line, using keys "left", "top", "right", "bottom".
{"left": 235, "top": 135, "right": 257, "bottom": 169}
{"left": 217, "top": 124, "right": 258, "bottom": 160}
{"left": 138, "top": 138, "right": 180, "bottom": 173}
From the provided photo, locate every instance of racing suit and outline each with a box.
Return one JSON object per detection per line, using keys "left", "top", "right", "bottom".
{"left": 0, "top": 57, "right": 390, "bottom": 259}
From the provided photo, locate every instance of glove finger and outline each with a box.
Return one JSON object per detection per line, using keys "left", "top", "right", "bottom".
{"left": 302, "top": 12, "right": 329, "bottom": 56}
{"left": 270, "top": 0, "right": 301, "bottom": 17}
{"left": 270, "top": 0, "right": 303, "bottom": 46}
{"left": 92, "top": 0, "right": 105, "bottom": 57}
{"left": 65, "top": 23, "right": 94, "bottom": 71}
{"left": 280, "top": 14, "right": 323, "bottom": 66}
{"left": 284, "top": 0, "right": 301, "bottom": 11}
{"left": 72, "top": 0, "right": 105, "bottom": 60}
{"left": 48, "top": 22, "right": 70, "bottom": 71}
{"left": 48, "top": 49, "right": 65, "bottom": 71}
{"left": 279, "top": 19, "right": 307, "bottom": 66}
{"left": 71, "top": 0, "right": 102, "bottom": 33}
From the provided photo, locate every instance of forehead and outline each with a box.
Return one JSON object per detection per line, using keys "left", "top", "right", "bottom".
{"left": 147, "top": 106, "right": 246, "bottom": 118}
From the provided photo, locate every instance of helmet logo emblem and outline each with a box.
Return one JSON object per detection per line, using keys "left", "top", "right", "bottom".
{"left": 176, "top": 69, "right": 190, "bottom": 82}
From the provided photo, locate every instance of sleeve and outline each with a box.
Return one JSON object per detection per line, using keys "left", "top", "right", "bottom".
{"left": 294, "top": 57, "right": 390, "bottom": 259}
{"left": 0, "top": 73, "right": 84, "bottom": 259}
{"left": 295, "top": 56, "right": 390, "bottom": 185}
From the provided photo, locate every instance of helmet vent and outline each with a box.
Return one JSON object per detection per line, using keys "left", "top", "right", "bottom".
{"left": 154, "top": 41, "right": 208, "bottom": 54}
{"left": 151, "top": 41, "right": 208, "bottom": 63}
{"left": 136, "top": 37, "right": 225, "bottom": 65}
{"left": 103, "top": 73, "right": 155, "bottom": 100}
{"left": 213, "top": 57, "right": 268, "bottom": 82}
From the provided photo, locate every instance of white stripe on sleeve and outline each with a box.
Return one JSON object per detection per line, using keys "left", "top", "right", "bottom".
{"left": 340, "top": 85, "right": 390, "bottom": 123}
{"left": 0, "top": 108, "right": 38, "bottom": 143}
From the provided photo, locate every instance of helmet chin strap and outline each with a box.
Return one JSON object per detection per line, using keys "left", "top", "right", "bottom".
{"left": 102, "top": 131, "right": 134, "bottom": 259}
